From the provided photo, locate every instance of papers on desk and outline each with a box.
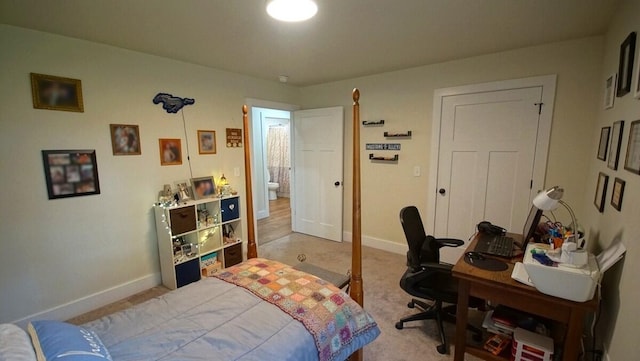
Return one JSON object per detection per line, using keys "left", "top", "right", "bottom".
{"left": 596, "top": 242, "right": 626, "bottom": 275}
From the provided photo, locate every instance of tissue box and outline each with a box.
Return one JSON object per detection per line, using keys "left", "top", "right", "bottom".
{"left": 201, "top": 261, "right": 222, "bottom": 277}
{"left": 523, "top": 244, "right": 599, "bottom": 302}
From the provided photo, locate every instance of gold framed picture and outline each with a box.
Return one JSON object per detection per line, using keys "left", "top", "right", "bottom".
{"left": 197, "top": 130, "right": 217, "bottom": 154}
{"left": 30, "top": 73, "right": 84, "bottom": 112}
{"left": 158, "top": 138, "right": 182, "bottom": 166}
{"left": 110, "top": 124, "right": 141, "bottom": 155}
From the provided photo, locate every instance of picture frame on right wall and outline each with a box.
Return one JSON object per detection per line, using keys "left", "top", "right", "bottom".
{"left": 611, "top": 177, "right": 625, "bottom": 211}
{"left": 594, "top": 172, "right": 609, "bottom": 213}
{"left": 635, "top": 37, "right": 640, "bottom": 99}
{"left": 604, "top": 73, "right": 617, "bottom": 109}
{"left": 617, "top": 32, "right": 636, "bottom": 97}
{"left": 597, "top": 126, "right": 610, "bottom": 161}
{"left": 624, "top": 120, "right": 640, "bottom": 174}
{"left": 608, "top": 120, "right": 624, "bottom": 170}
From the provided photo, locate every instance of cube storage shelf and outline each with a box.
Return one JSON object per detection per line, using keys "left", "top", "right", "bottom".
{"left": 154, "top": 195, "right": 243, "bottom": 289}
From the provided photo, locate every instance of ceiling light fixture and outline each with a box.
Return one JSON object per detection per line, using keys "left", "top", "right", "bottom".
{"left": 266, "top": 0, "right": 318, "bottom": 22}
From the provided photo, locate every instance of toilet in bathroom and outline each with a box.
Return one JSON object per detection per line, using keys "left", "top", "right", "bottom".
{"left": 267, "top": 182, "right": 279, "bottom": 200}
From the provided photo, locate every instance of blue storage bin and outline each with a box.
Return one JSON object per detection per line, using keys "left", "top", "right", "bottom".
{"left": 221, "top": 197, "right": 240, "bottom": 222}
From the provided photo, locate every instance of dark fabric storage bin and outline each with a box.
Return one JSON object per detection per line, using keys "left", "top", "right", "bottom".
{"left": 221, "top": 197, "right": 240, "bottom": 222}
{"left": 175, "top": 258, "right": 200, "bottom": 288}
{"left": 224, "top": 243, "right": 243, "bottom": 267}
{"left": 169, "top": 206, "right": 196, "bottom": 235}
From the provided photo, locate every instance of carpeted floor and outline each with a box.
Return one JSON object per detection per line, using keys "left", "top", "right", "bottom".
{"left": 68, "top": 232, "right": 484, "bottom": 360}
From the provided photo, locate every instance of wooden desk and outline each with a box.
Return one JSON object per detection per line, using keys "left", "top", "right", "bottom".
{"left": 452, "top": 234, "right": 598, "bottom": 361}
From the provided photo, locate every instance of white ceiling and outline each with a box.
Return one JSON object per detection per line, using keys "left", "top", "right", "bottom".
{"left": 0, "top": 0, "right": 620, "bottom": 86}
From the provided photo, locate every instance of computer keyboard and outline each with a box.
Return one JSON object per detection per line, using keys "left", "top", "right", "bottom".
{"left": 487, "top": 236, "right": 514, "bottom": 257}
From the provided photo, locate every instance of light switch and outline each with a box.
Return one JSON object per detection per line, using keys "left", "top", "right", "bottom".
{"left": 234, "top": 167, "right": 240, "bottom": 176}
{"left": 413, "top": 166, "right": 421, "bottom": 177}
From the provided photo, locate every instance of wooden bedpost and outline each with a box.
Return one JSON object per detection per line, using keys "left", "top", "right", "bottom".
{"left": 243, "top": 104, "right": 258, "bottom": 259}
{"left": 349, "top": 88, "right": 364, "bottom": 306}
{"left": 349, "top": 89, "right": 363, "bottom": 361}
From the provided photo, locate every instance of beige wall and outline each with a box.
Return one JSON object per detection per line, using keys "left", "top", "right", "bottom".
{"left": 580, "top": 0, "right": 640, "bottom": 358}
{"left": 0, "top": 25, "right": 298, "bottom": 323}
{"left": 299, "top": 37, "right": 603, "bottom": 249}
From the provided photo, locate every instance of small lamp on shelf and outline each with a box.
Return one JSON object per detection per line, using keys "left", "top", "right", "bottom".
{"left": 219, "top": 173, "right": 231, "bottom": 196}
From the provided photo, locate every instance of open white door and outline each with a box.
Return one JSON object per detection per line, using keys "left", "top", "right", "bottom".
{"left": 292, "top": 107, "right": 344, "bottom": 242}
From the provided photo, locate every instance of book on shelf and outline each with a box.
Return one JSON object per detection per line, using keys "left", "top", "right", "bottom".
{"left": 488, "top": 305, "right": 551, "bottom": 337}
{"left": 482, "top": 310, "right": 513, "bottom": 336}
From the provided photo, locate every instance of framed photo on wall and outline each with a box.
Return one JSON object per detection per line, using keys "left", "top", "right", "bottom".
{"left": 158, "top": 138, "right": 182, "bottom": 166}
{"left": 594, "top": 172, "right": 609, "bottom": 213}
{"left": 197, "top": 130, "right": 216, "bottom": 154}
{"left": 30, "top": 73, "right": 84, "bottom": 112}
{"left": 610, "top": 177, "right": 625, "bottom": 211}
{"left": 597, "top": 126, "right": 610, "bottom": 161}
{"left": 604, "top": 73, "right": 617, "bottom": 109}
{"left": 624, "top": 120, "right": 640, "bottom": 174}
{"left": 110, "top": 124, "right": 141, "bottom": 155}
{"left": 608, "top": 120, "right": 624, "bottom": 170}
{"left": 617, "top": 32, "right": 636, "bottom": 97}
{"left": 42, "top": 150, "right": 100, "bottom": 199}
{"left": 635, "top": 40, "right": 640, "bottom": 98}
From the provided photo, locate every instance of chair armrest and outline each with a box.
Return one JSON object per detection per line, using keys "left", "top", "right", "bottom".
{"left": 405, "top": 261, "right": 453, "bottom": 285}
{"left": 434, "top": 238, "right": 465, "bottom": 248}
{"left": 419, "top": 261, "right": 453, "bottom": 272}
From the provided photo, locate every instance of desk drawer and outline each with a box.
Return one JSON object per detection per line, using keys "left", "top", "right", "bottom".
{"left": 224, "top": 243, "right": 243, "bottom": 267}
{"left": 169, "top": 206, "right": 196, "bottom": 235}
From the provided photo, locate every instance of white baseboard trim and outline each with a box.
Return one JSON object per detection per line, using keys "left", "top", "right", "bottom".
{"left": 13, "top": 272, "right": 161, "bottom": 328}
{"left": 342, "top": 231, "right": 407, "bottom": 255}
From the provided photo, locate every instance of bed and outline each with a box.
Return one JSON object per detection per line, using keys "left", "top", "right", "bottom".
{"left": 0, "top": 89, "right": 377, "bottom": 361}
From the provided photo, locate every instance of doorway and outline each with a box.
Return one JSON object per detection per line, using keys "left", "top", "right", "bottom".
{"left": 427, "top": 75, "right": 556, "bottom": 264}
{"left": 251, "top": 106, "right": 293, "bottom": 245}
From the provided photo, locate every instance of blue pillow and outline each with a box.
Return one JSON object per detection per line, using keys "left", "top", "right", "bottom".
{"left": 27, "top": 321, "right": 111, "bottom": 361}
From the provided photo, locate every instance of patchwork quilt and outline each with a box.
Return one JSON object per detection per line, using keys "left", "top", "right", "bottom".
{"left": 215, "top": 258, "right": 379, "bottom": 361}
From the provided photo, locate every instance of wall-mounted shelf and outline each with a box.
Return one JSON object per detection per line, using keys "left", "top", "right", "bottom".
{"left": 362, "top": 120, "right": 385, "bottom": 126}
{"left": 384, "top": 131, "right": 412, "bottom": 138}
{"left": 369, "top": 154, "right": 399, "bottom": 161}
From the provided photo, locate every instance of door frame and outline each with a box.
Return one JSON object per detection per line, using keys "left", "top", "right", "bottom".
{"left": 426, "top": 75, "right": 557, "bottom": 233}
{"left": 245, "top": 98, "right": 299, "bottom": 243}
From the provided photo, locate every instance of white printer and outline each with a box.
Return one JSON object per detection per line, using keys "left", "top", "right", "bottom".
{"left": 512, "top": 242, "right": 625, "bottom": 302}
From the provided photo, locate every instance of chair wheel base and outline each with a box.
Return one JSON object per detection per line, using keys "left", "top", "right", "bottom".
{"left": 395, "top": 322, "right": 404, "bottom": 330}
{"left": 436, "top": 344, "right": 447, "bottom": 354}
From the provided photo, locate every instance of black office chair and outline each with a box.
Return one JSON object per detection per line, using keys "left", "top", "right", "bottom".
{"left": 395, "top": 206, "right": 482, "bottom": 354}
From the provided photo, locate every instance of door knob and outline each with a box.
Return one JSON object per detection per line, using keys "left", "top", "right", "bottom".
{"left": 334, "top": 181, "right": 341, "bottom": 186}
{"left": 438, "top": 188, "right": 446, "bottom": 195}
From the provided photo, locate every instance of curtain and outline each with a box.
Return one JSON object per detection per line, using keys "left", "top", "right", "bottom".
{"left": 266, "top": 126, "right": 290, "bottom": 197}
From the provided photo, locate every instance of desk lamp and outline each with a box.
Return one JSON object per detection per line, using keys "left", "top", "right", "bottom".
{"left": 532, "top": 186, "right": 579, "bottom": 243}
{"left": 533, "top": 186, "right": 588, "bottom": 266}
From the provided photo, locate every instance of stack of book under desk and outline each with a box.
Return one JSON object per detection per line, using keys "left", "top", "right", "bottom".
{"left": 481, "top": 305, "right": 553, "bottom": 358}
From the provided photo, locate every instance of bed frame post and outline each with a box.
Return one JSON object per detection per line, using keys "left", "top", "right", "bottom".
{"left": 349, "top": 89, "right": 364, "bottom": 361}
{"left": 243, "top": 104, "right": 258, "bottom": 259}
{"left": 349, "top": 89, "right": 364, "bottom": 306}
